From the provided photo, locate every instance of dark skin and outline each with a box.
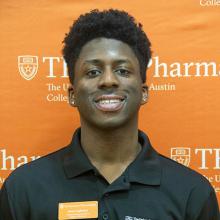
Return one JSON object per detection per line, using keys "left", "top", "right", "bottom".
{"left": 68, "top": 38, "right": 148, "bottom": 183}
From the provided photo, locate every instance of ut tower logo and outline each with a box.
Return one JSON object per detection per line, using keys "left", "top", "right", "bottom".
{"left": 18, "top": 55, "right": 68, "bottom": 80}
{"left": 18, "top": 55, "right": 38, "bottom": 80}
{"left": 171, "top": 148, "right": 191, "bottom": 167}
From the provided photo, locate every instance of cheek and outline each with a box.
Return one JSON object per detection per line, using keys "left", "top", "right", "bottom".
{"left": 130, "top": 88, "right": 142, "bottom": 105}
{"left": 74, "top": 81, "right": 95, "bottom": 105}
{"left": 127, "top": 81, "right": 143, "bottom": 102}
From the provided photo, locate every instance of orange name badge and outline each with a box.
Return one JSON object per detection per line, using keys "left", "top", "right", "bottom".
{"left": 58, "top": 201, "right": 98, "bottom": 220}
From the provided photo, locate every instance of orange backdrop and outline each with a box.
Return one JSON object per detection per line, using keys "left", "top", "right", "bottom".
{"left": 0, "top": 0, "right": 220, "bottom": 205}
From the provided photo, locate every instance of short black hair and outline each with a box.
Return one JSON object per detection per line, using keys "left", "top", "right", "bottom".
{"left": 62, "top": 9, "right": 152, "bottom": 84}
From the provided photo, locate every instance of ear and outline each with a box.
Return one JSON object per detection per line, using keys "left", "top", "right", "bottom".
{"left": 68, "top": 84, "right": 77, "bottom": 107}
{"left": 141, "top": 84, "right": 148, "bottom": 105}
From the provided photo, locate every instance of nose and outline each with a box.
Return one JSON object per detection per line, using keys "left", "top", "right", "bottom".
{"left": 98, "top": 67, "right": 119, "bottom": 89}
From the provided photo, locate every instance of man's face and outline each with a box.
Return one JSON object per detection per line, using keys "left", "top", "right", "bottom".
{"left": 68, "top": 38, "right": 148, "bottom": 129}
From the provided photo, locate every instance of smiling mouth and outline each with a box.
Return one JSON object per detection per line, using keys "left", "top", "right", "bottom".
{"left": 94, "top": 95, "right": 126, "bottom": 112}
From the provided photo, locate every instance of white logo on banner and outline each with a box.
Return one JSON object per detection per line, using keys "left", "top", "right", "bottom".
{"left": 171, "top": 148, "right": 191, "bottom": 167}
{"left": 200, "top": 0, "right": 220, "bottom": 6}
{"left": 17, "top": 55, "right": 220, "bottom": 80}
{"left": 18, "top": 55, "right": 38, "bottom": 80}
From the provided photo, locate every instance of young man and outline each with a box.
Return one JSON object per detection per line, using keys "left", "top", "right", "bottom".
{"left": 0, "top": 9, "right": 219, "bottom": 220}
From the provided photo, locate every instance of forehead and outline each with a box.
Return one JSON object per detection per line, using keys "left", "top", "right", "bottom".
{"left": 75, "top": 38, "right": 139, "bottom": 66}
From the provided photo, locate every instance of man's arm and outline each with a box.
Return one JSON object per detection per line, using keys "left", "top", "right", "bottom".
{"left": 195, "top": 188, "right": 220, "bottom": 220}
{"left": 0, "top": 183, "right": 14, "bottom": 220}
{"left": 186, "top": 183, "right": 220, "bottom": 220}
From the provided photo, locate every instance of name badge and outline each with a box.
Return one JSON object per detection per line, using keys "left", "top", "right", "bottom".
{"left": 58, "top": 201, "right": 98, "bottom": 219}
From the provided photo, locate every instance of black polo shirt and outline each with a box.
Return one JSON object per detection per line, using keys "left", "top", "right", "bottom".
{"left": 0, "top": 128, "right": 219, "bottom": 220}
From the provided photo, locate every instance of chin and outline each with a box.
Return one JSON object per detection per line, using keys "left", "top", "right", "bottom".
{"left": 90, "top": 115, "right": 131, "bottom": 130}
{"left": 80, "top": 105, "right": 139, "bottom": 130}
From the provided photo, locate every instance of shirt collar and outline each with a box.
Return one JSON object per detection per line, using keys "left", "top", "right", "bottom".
{"left": 63, "top": 128, "right": 95, "bottom": 178}
{"left": 127, "top": 130, "right": 161, "bottom": 186}
{"left": 63, "top": 128, "right": 161, "bottom": 186}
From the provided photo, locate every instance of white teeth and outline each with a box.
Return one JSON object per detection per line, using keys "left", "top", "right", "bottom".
{"left": 99, "top": 99, "right": 121, "bottom": 104}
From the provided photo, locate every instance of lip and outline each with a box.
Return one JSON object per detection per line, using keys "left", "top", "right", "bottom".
{"left": 94, "top": 94, "right": 126, "bottom": 112}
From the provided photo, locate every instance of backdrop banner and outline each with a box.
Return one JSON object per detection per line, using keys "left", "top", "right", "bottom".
{"left": 0, "top": 0, "right": 220, "bottom": 205}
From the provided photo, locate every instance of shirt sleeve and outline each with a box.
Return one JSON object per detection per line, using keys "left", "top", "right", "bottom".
{"left": 195, "top": 188, "right": 220, "bottom": 220}
{"left": 0, "top": 183, "right": 14, "bottom": 220}
{"left": 186, "top": 182, "right": 220, "bottom": 220}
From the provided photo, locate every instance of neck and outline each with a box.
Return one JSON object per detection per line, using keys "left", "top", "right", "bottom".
{"left": 80, "top": 117, "right": 141, "bottom": 165}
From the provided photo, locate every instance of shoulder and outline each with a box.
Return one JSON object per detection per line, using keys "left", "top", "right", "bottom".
{"left": 158, "top": 153, "right": 213, "bottom": 192}
{"left": 3, "top": 145, "right": 70, "bottom": 191}
{"left": 157, "top": 153, "right": 217, "bottom": 218}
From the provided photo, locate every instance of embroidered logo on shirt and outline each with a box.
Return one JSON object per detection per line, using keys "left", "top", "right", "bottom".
{"left": 125, "top": 216, "right": 152, "bottom": 220}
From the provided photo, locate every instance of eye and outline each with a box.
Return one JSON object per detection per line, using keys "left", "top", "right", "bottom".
{"left": 87, "top": 69, "right": 101, "bottom": 78}
{"left": 115, "top": 68, "right": 131, "bottom": 77}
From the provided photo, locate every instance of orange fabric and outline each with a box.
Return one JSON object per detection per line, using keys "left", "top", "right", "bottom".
{"left": 0, "top": 0, "right": 219, "bottom": 205}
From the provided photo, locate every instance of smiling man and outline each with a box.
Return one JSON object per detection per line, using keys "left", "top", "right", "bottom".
{"left": 66, "top": 37, "right": 147, "bottom": 184}
{"left": 0, "top": 9, "right": 219, "bottom": 220}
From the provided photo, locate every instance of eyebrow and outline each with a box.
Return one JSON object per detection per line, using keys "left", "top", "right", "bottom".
{"left": 83, "top": 59, "right": 133, "bottom": 66}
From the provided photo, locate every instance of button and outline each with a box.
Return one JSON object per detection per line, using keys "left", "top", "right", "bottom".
{"left": 102, "top": 213, "right": 109, "bottom": 220}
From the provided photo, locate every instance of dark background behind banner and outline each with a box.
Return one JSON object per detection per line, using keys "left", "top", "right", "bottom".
{"left": 0, "top": 0, "right": 220, "bottom": 204}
